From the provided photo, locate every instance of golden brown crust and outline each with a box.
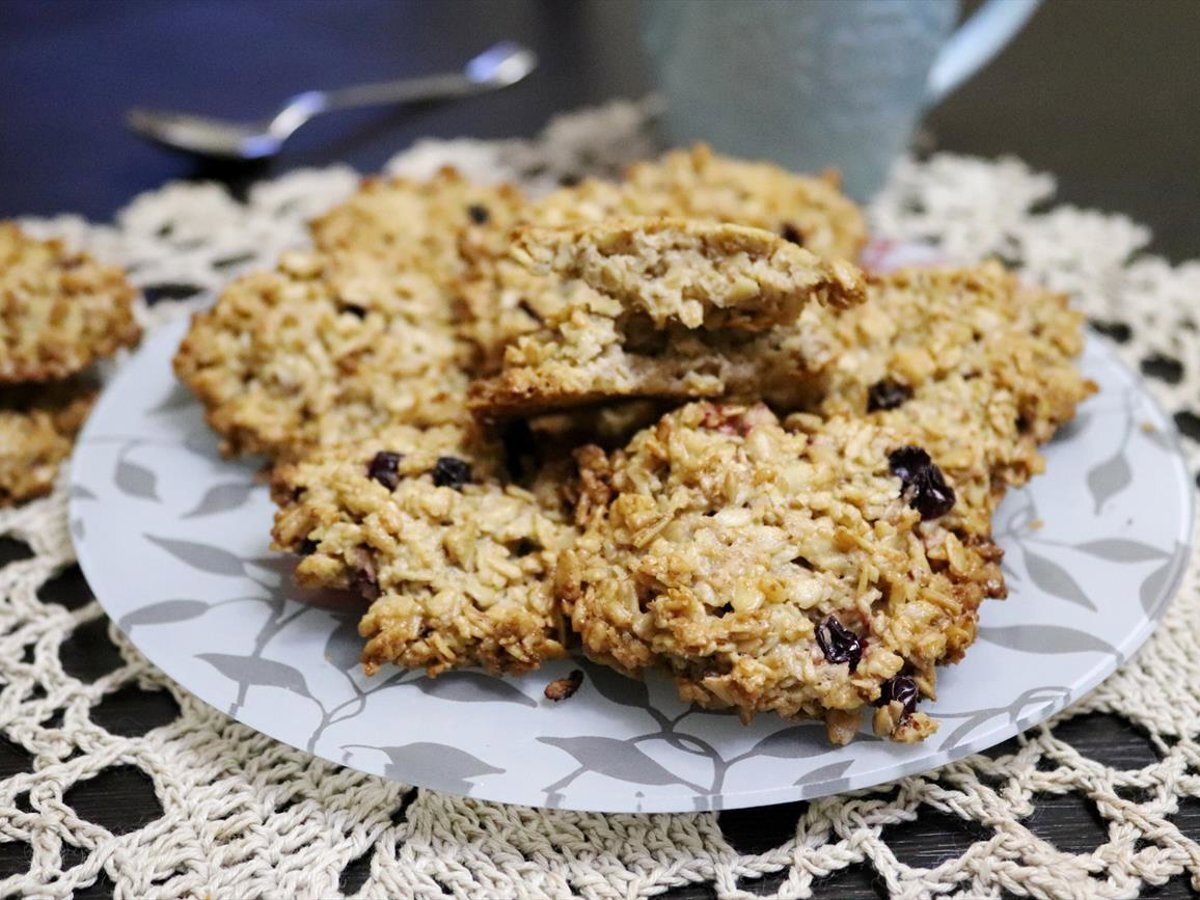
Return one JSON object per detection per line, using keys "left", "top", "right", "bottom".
{"left": 808, "top": 263, "right": 1098, "bottom": 530}
{"left": 311, "top": 168, "right": 527, "bottom": 278}
{"left": 0, "top": 222, "right": 140, "bottom": 383}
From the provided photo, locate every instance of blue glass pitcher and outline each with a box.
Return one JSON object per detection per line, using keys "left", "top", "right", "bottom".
{"left": 643, "top": 0, "right": 1041, "bottom": 198}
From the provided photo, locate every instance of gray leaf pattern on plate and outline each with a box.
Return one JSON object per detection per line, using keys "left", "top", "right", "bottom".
{"left": 323, "top": 613, "right": 365, "bottom": 673}
{"left": 795, "top": 760, "right": 855, "bottom": 791}
{"left": 538, "top": 736, "right": 702, "bottom": 790}
{"left": 1023, "top": 549, "right": 1096, "bottom": 610}
{"left": 749, "top": 724, "right": 868, "bottom": 759}
{"left": 414, "top": 672, "right": 537, "bottom": 708}
{"left": 146, "top": 534, "right": 246, "bottom": 577}
{"left": 367, "top": 743, "right": 504, "bottom": 793}
{"left": 1140, "top": 543, "right": 1188, "bottom": 615}
{"left": 937, "top": 685, "right": 1069, "bottom": 752}
{"left": 1086, "top": 452, "right": 1132, "bottom": 513}
{"left": 197, "top": 652, "right": 312, "bottom": 699}
{"left": 183, "top": 427, "right": 224, "bottom": 458}
{"left": 978, "top": 625, "right": 1118, "bottom": 656}
{"left": 118, "top": 599, "right": 209, "bottom": 631}
{"left": 115, "top": 457, "right": 159, "bottom": 501}
{"left": 149, "top": 382, "right": 198, "bottom": 414}
{"left": 182, "top": 482, "right": 257, "bottom": 519}
{"left": 1074, "top": 539, "right": 1170, "bottom": 563}
{"left": 577, "top": 658, "right": 652, "bottom": 710}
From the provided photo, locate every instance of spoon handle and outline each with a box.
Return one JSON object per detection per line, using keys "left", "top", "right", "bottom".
{"left": 320, "top": 72, "right": 482, "bottom": 111}
{"left": 267, "top": 73, "right": 486, "bottom": 140}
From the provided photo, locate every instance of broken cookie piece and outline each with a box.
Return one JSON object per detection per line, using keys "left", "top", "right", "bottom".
{"left": 510, "top": 219, "right": 864, "bottom": 331}
{"left": 468, "top": 220, "right": 863, "bottom": 420}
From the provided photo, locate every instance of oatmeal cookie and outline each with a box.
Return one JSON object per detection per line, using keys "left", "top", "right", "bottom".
{"left": 173, "top": 249, "right": 469, "bottom": 461}
{"left": 310, "top": 168, "right": 526, "bottom": 277}
{"left": 811, "top": 263, "right": 1097, "bottom": 525}
{"left": 176, "top": 168, "right": 532, "bottom": 462}
{"left": 0, "top": 379, "right": 97, "bottom": 506}
{"left": 457, "top": 146, "right": 867, "bottom": 371}
{"left": 468, "top": 221, "right": 863, "bottom": 419}
{"left": 454, "top": 253, "right": 572, "bottom": 376}
{"left": 0, "top": 222, "right": 140, "bottom": 383}
{"left": 271, "top": 424, "right": 576, "bottom": 676}
{"left": 531, "top": 145, "right": 868, "bottom": 262}
{"left": 561, "top": 402, "right": 1005, "bottom": 744}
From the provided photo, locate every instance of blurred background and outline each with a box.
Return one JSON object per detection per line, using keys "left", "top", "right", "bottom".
{"left": 1, "top": 0, "right": 1196, "bottom": 260}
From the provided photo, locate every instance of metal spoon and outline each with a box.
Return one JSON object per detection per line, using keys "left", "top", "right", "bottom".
{"left": 126, "top": 41, "right": 537, "bottom": 160}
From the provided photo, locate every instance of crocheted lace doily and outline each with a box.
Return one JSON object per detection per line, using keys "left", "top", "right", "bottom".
{"left": 2, "top": 100, "right": 1198, "bottom": 899}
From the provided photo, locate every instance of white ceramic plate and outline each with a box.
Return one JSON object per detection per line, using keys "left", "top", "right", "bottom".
{"left": 71, "top": 318, "right": 1193, "bottom": 814}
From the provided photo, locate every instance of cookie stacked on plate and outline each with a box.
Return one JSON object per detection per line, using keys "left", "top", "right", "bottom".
{"left": 0, "top": 223, "right": 141, "bottom": 506}
{"left": 174, "top": 146, "right": 1095, "bottom": 744}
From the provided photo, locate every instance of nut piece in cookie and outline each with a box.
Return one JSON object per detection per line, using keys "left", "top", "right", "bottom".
{"left": 0, "top": 223, "right": 141, "bottom": 384}
{"left": 0, "top": 379, "right": 97, "bottom": 506}
{"left": 271, "top": 425, "right": 576, "bottom": 676}
{"left": 561, "top": 402, "right": 1005, "bottom": 744}
{"left": 468, "top": 220, "right": 863, "bottom": 420}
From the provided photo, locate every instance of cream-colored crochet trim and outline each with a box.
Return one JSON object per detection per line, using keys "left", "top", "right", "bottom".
{"left": 2, "top": 100, "right": 1197, "bottom": 899}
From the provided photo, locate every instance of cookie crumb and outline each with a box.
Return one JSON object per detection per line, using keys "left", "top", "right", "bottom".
{"left": 544, "top": 669, "right": 584, "bottom": 701}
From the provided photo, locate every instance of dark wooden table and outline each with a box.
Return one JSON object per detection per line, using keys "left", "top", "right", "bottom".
{"left": 2, "top": 2, "right": 1198, "bottom": 897}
